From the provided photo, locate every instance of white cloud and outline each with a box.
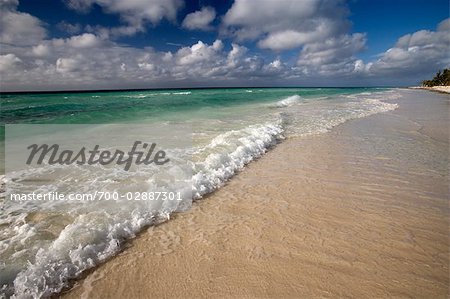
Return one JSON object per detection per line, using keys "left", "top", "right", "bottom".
{"left": 0, "top": 32, "right": 289, "bottom": 90}
{"left": 176, "top": 40, "right": 223, "bottom": 65}
{"left": 66, "top": 0, "right": 184, "bottom": 38}
{"left": 56, "top": 57, "right": 80, "bottom": 73}
{"left": 64, "top": 0, "right": 184, "bottom": 33}
{"left": 67, "top": 33, "right": 102, "bottom": 48}
{"left": 0, "top": 53, "right": 22, "bottom": 72}
{"left": 31, "top": 44, "right": 51, "bottom": 57}
{"left": 0, "top": 0, "right": 46, "bottom": 46}
{"left": 269, "top": 59, "right": 282, "bottom": 69}
{"left": 222, "top": 0, "right": 349, "bottom": 50}
{"left": 223, "top": 0, "right": 319, "bottom": 39}
{"left": 182, "top": 7, "right": 216, "bottom": 31}
{"left": 212, "top": 40, "right": 223, "bottom": 51}
{"left": 367, "top": 18, "right": 450, "bottom": 77}
{"left": 297, "top": 33, "right": 367, "bottom": 75}
{"left": 258, "top": 20, "right": 337, "bottom": 51}
{"left": 227, "top": 43, "right": 247, "bottom": 67}
{"left": 353, "top": 59, "right": 367, "bottom": 73}
{"left": 138, "top": 62, "right": 155, "bottom": 71}
{"left": 437, "top": 18, "right": 450, "bottom": 31}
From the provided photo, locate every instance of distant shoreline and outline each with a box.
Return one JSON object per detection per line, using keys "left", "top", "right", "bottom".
{"left": 409, "top": 86, "right": 450, "bottom": 94}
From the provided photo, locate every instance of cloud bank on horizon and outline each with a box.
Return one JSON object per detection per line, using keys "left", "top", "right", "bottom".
{"left": 0, "top": 0, "right": 449, "bottom": 91}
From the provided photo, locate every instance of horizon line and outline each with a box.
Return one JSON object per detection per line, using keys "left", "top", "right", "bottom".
{"left": 0, "top": 85, "right": 406, "bottom": 95}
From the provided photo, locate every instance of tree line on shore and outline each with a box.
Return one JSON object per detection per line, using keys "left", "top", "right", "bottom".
{"left": 422, "top": 68, "right": 450, "bottom": 87}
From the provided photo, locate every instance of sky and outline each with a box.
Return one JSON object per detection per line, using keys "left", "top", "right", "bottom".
{"left": 0, "top": 0, "right": 449, "bottom": 91}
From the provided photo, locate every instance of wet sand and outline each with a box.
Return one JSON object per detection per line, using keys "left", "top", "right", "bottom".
{"left": 64, "top": 89, "right": 449, "bottom": 298}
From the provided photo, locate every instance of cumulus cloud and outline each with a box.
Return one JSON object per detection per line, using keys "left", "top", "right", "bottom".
{"left": 31, "top": 44, "right": 51, "bottom": 57}
{"left": 366, "top": 18, "right": 450, "bottom": 77}
{"left": 258, "top": 21, "right": 338, "bottom": 51}
{"left": 221, "top": 0, "right": 368, "bottom": 79}
{"left": 64, "top": 0, "right": 184, "bottom": 33}
{"left": 63, "top": 0, "right": 184, "bottom": 38}
{"left": 176, "top": 40, "right": 222, "bottom": 65}
{"left": 138, "top": 62, "right": 155, "bottom": 71}
{"left": 0, "top": 0, "right": 46, "bottom": 46}
{"left": 0, "top": 53, "right": 22, "bottom": 72}
{"left": 297, "top": 33, "right": 367, "bottom": 75}
{"left": 0, "top": 29, "right": 289, "bottom": 91}
{"left": 67, "top": 33, "right": 102, "bottom": 48}
{"left": 182, "top": 6, "right": 216, "bottom": 31}
{"left": 227, "top": 43, "right": 247, "bottom": 67}
{"left": 222, "top": 0, "right": 350, "bottom": 51}
{"left": 56, "top": 57, "right": 80, "bottom": 73}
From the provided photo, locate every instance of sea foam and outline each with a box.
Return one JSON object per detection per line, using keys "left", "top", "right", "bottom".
{"left": 192, "top": 120, "right": 284, "bottom": 198}
{"left": 4, "top": 119, "right": 286, "bottom": 298}
{"left": 271, "top": 95, "right": 302, "bottom": 108}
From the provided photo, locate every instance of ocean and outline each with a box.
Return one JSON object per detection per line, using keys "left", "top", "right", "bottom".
{"left": 0, "top": 87, "right": 400, "bottom": 297}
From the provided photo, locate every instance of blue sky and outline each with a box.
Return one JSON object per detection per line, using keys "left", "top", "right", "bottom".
{"left": 1, "top": 0, "right": 449, "bottom": 91}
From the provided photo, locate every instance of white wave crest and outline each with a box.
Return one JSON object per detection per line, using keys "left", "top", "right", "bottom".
{"left": 192, "top": 120, "right": 284, "bottom": 198}
{"left": 271, "top": 95, "right": 302, "bottom": 108}
{"left": 172, "top": 91, "right": 191, "bottom": 95}
{"left": 7, "top": 120, "right": 285, "bottom": 298}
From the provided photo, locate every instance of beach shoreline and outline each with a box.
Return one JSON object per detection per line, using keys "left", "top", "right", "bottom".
{"left": 409, "top": 86, "right": 450, "bottom": 94}
{"left": 60, "top": 89, "right": 448, "bottom": 298}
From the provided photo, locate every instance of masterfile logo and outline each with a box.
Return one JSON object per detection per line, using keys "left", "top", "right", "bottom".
{"left": 26, "top": 141, "right": 170, "bottom": 171}
{"left": 4, "top": 124, "right": 193, "bottom": 207}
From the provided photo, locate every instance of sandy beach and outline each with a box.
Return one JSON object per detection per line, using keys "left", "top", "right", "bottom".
{"left": 59, "top": 89, "right": 449, "bottom": 298}
{"left": 412, "top": 86, "right": 450, "bottom": 94}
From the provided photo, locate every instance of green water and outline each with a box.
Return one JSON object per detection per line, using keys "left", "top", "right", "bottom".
{"left": 0, "top": 88, "right": 380, "bottom": 125}
{"left": 0, "top": 87, "right": 387, "bottom": 174}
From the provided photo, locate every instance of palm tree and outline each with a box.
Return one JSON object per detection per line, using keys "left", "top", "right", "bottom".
{"left": 422, "top": 68, "right": 450, "bottom": 86}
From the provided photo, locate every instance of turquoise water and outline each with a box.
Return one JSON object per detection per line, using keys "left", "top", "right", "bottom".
{"left": 0, "top": 87, "right": 400, "bottom": 297}
{"left": 0, "top": 87, "right": 384, "bottom": 173}
{"left": 1, "top": 88, "right": 380, "bottom": 124}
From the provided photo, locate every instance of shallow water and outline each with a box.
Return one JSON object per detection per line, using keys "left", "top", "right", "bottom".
{"left": 0, "top": 87, "right": 400, "bottom": 297}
